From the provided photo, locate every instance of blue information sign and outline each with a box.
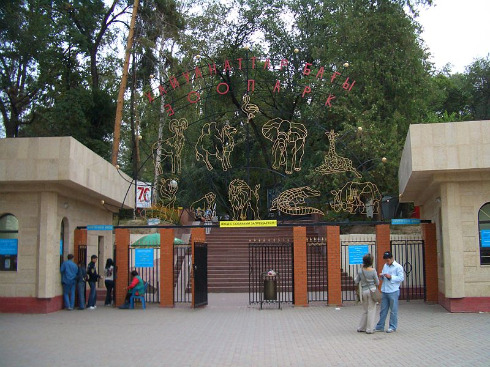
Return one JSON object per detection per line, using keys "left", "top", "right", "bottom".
{"left": 0, "top": 239, "right": 18, "bottom": 255}
{"left": 349, "top": 245, "right": 369, "bottom": 265}
{"left": 134, "top": 249, "right": 154, "bottom": 268}
{"left": 481, "top": 230, "right": 490, "bottom": 248}
{"left": 87, "top": 225, "right": 114, "bottom": 231}
{"left": 391, "top": 218, "right": 421, "bottom": 225}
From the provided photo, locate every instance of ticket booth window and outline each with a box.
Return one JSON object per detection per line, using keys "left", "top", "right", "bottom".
{"left": 479, "top": 203, "right": 490, "bottom": 265}
{"left": 0, "top": 214, "right": 19, "bottom": 271}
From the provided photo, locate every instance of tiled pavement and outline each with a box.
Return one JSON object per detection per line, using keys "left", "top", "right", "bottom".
{"left": 1, "top": 294, "right": 489, "bottom": 367}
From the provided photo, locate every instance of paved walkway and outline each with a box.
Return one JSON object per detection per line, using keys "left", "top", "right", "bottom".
{"left": 1, "top": 294, "right": 489, "bottom": 367}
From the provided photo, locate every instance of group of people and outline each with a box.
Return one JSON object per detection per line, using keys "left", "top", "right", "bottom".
{"left": 60, "top": 254, "right": 143, "bottom": 310}
{"left": 354, "top": 251, "right": 405, "bottom": 334}
{"left": 61, "top": 250, "right": 402, "bottom": 327}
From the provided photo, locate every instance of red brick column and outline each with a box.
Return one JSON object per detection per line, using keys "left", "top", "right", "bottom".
{"left": 73, "top": 228, "right": 87, "bottom": 265}
{"left": 191, "top": 227, "right": 206, "bottom": 308}
{"left": 160, "top": 228, "right": 175, "bottom": 307}
{"left": 422, "top": 223, "right": 438, "bottom": 303}
{"left": 376, "top": 224, "right": 391, "bottom": 274}
{"left": 114, "top": 228, "right": 130, "bottom": 307}
{"left": 327, "top": 226, "right": 341, "bottom": 306}
{"left": 293, "top": 227, "right": 308, "bottom": 306}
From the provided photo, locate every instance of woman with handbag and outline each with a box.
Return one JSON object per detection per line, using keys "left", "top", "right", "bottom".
{"left": 354, "top": 253, "right": 380, "bottom": 334}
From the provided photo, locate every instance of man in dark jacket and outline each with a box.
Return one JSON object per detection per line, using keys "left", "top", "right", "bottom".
{"left": 86, "top": 255, "right": 101, "bottom": 309}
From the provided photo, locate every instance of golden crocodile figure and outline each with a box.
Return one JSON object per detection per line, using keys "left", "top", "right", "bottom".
{"left": 270, "top": 186, "right": 324, "bottom": 216}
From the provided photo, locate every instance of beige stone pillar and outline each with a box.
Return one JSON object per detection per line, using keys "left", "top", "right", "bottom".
{"left": 37, "top": 192, "right": 58, "bottom": 299}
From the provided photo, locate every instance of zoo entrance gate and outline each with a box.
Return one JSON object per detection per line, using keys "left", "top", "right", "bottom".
{"left": 74, "top": 223, "right": 437, "bottom": 308}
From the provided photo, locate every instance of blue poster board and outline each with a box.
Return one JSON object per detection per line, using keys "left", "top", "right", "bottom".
{"left": 481, "top": 230, "right": 490, "bottom": 248}
{"left": 134, "top": 249, "right": 154, "bottom": 268}
{"left": 0, "top": 239, "right": 18, "bottom": 255}
{"left": 391, "top": 218, "right": 420, "bottom": 225}
{"left": 349, "top": 245, "right": 369, "bottom": 265}
{"left": 87, "top": 225, "right": 114, "bottom": 231}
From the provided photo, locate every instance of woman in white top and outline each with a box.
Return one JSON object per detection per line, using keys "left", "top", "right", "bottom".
{"left": 354, "top": 253, "right": 380, "bottom": 334}
{"left": 104, "top": 258, "right": 115, "bottom": 306}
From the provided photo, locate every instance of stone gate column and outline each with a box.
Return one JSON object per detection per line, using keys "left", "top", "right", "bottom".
{"left": 376, "top": 224, "right": 391, "bottom": 274}
{"left": 422, "top": 223, "right": 438, "bottom": 303}
{"left": 114, "top": 228, "right": 130, "bottom": 307}
{"left": 327, "top": 225, "right": 341, "bottom": 306}
{"left": 73, "top": 228, "right": 87, "bottom": 265}
{"left": 293, "top": 226, "right": 307, "bottom": 306}
{"left": 160, "top": 228, "right": 175, "bottom": 307}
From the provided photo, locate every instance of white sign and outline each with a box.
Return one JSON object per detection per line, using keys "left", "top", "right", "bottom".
{"left": 136, "top": 181, "right": 152, "bottom": 208}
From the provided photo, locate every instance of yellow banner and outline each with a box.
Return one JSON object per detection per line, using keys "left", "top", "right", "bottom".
{"left": 219, "top": 220, "right": 277, "bottom": 228}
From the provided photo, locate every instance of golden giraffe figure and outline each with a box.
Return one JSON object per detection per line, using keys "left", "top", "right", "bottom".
{"left": 316, "top": 130, "right": 361, "bottom": 178}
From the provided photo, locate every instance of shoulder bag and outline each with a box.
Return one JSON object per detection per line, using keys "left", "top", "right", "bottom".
{"left": 360, "top": 269, "right": 382, "bottom": 303}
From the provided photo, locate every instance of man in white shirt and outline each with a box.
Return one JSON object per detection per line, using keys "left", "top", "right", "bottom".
{"left": 375, "top": 251, "right": 404, "bottom": 333}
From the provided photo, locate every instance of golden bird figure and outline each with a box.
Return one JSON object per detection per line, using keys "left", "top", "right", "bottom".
{"left": 241, "top": 94, "right": 259, "bottom": 122}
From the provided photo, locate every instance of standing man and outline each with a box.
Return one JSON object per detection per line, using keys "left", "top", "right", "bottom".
{"left": 60, "top": 254, "right": 78, "bottom": 310}
{"left": 375, "top": 251, "right": 404, "bottom": 333}
{"left": 76, "top": 260, "right": 87, "bottom": 310}
{"left": 86, "top": 255, "right": 101, "bottom": 310}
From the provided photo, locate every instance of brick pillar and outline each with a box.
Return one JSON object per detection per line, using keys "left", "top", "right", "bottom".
{"left": 327, "top": 226, "right": 341, "bottom": 306}
{"left": 376, "top": 224, "right": 391, "bottom": 274}
{"left": 191, "top": 227, "right": 206, "bottom": 308}
{"left": 114, "top": 228, "right": 130, "bottom": 307}
{"left": 293, "top": 227, "right": 307, "bottom": 306}
{"left": 73, "top": 228, "right": 87, "bottom": 265}
{"left": 160, "top": 228, "right": 175, "bottom": 307}
{"left": 422, "top": 223, "right": 438, "bottom": 303}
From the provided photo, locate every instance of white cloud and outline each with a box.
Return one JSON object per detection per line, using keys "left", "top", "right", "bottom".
{"left": 417, "top": 0, "right": 490, "bottom": 73}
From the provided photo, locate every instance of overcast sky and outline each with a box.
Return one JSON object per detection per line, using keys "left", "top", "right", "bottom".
{"left": 417, "top": 0, "right": 490, "bottom": 73}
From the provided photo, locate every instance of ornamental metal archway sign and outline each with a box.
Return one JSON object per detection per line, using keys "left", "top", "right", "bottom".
{"left": 140, "top": 50, "right": 382, "bottom": 222}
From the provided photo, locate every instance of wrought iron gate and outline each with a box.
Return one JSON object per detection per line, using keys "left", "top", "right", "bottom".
{"left": 129, "top": 246, "right": 160, "bottom": 303}
{"left": 249, "top": 241, "right": 294, "bottom": 306}
{"left": 391, "top": 239, "right": 425, "bottom": 301}
{"left": 193, "top": 242, "right": 208, "bottom": 308}
{"left": 307, "top": 239, "right": 328, "bottom": 302}
{"left": 341, "top": 239, "right": 377, "bottom": 302}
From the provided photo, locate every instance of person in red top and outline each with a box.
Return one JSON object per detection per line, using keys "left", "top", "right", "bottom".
{"left": 118, "top": 270, "right": 145, "bottom": 309}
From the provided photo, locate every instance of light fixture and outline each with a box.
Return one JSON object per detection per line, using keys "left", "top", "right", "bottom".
{"left": 381, "top": 157, "right": 387, "bottom": 163}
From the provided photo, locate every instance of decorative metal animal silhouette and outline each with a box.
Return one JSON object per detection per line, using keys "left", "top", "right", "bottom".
{"left": 190, "top": 192, "right": 217, "bottom": 214}
{"left": 241, "top": 94, "right": 259, "bottom": 122}
{"left": 228, "top": 179, "right": 260, "bottom": 221}
{"left": 159, "top": 178, "right": 178, "bottom": 209}
{"left": 152, "top": 118, "right": 188, "bottom": 175}
{"left": 195, "top": 122, "right": 237, "bottom": 171}
{"left": 330, "top": 181, "right": 382, "bottom": 214}
{"left": 316, "top": 130, "right": 361, "bottom": 178}
{"left": 270, "top": 186, "right": 324, "bottom": 216}
{"left": 262, "top": 118, "right": 307, "bottom": 175}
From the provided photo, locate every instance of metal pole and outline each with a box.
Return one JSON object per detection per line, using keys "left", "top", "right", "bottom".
{"left": 111, "top": 0, "right": 140, "bottom": 165}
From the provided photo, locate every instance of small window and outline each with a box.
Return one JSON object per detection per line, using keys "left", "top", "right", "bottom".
{"left": 479, "top": 203, "right": 490, "bottom": 265}
{"left": 0, "top": 214, "right": 19, "bottom": 271}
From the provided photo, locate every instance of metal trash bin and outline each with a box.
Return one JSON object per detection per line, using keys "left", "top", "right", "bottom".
{"left": 264, "top": 275, "right": 277, "bottom": 301}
